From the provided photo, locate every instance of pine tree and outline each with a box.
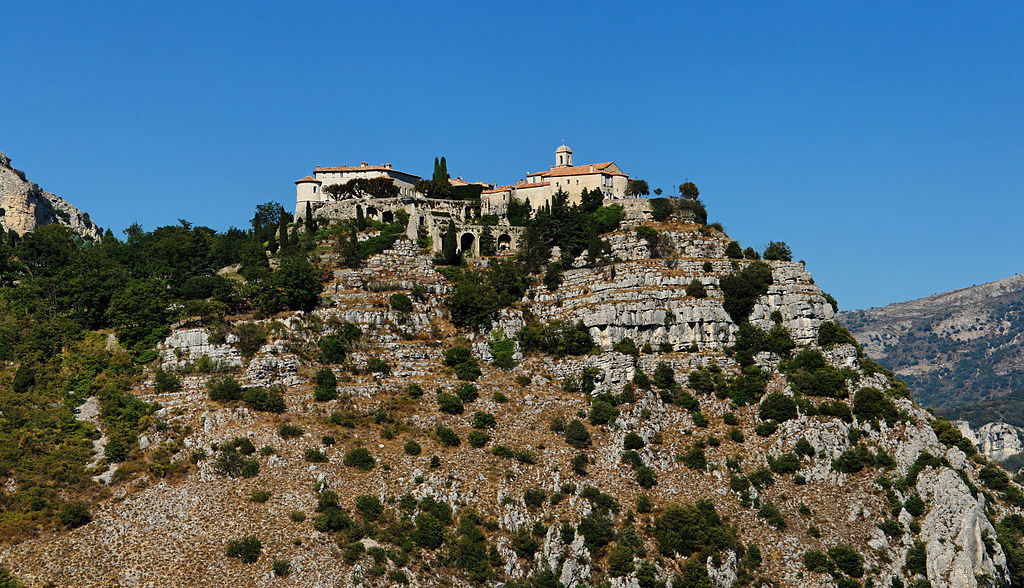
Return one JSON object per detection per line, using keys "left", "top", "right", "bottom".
{"left": 442, "top": 220, "right": 459, "bottom": 265}
{"left": 289, "top": 223, "right": 300, "bottom": 251}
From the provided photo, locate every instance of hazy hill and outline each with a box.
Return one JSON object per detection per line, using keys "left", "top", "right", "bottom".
{"left": 0, "top": 150, "right": 103, "bottom": 242}
{"left": 839, "top": 274, "right": 1024, "bottom": 411}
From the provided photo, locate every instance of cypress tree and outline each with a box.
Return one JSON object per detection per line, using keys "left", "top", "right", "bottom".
{"left": 278, "top": 218, "right": 288, "bottom": 252}
{"left": 442, "top": 220, "right": 459, "bottom": 265}
{"left": 289, "top": 224, "right": 300, "bottom": 250}
{"left": 433, "top": 157, "right": 441, "bottom": 182}
{"left": 356, "top": 206, "right": 367, "bottom": 230}
{"left": 304, "top": 201, "right": 315, "bottom": 232}
{"left": 440, "top": 157, "right": 448, "bottom": 181}
{"left": 267, "top": 230, "right": 278, "bottom": 254}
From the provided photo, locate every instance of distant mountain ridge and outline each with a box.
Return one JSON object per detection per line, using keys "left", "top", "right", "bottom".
{"left": 0, "top": 150, "right": 102, "bottom": 241}
{"left": 838, "top": 273, "right": 1024, "bottom": 411}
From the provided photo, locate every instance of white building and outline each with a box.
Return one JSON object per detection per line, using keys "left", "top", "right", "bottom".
{"left": 295, "top": 162, "right": 421, "bottom": 213}
{"left": 481, "top": 145, "right": 631, "bottom": 213}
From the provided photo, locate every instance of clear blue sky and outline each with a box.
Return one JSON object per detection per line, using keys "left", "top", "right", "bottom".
{"left": 2, "top": 2, "right": 1021, "bottom": 311}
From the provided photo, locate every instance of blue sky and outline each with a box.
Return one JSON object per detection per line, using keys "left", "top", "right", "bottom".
{"left": 2, "top": 2, "right": 1021, "bottom": 310}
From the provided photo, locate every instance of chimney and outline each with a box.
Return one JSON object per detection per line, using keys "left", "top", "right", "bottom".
{"left": 590, "top": 165, "right": 595, "bottom": 172}
{"left": 360, "top": 162, "right": 368, "bottom": 167}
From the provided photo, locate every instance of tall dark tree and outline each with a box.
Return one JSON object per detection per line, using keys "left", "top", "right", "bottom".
{"left": 433, "top": 157, "right": 441, "bottom": 182}
{"left": 479, "top": 226, "right": 496, "bottom": 256}
{"left": 355, "top": 206, "right": 367, "bottom": 230}
{"left": 442, "top": 220, "right": 459, "bottom": 266}
{"left": 439, "top": 156, "right": 449, "bottom": 181}
{"left": 277, "top": 213, "right": 288, "bottom": 252}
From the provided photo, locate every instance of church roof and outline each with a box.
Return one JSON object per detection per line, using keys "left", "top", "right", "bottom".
{"left": 527, "top": 162, "right": 626, "bottom": 178}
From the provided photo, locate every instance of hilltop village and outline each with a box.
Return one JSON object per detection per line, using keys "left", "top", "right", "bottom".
{"left": 293, "top": 146, "right": 648, "bottom": 257}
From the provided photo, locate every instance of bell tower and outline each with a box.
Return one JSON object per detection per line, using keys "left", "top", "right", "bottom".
{"left": 555, "top": 144, "right": 573, "bottom": 167}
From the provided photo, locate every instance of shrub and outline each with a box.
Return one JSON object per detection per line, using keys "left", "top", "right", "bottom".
{"left": 818, "top": 400, "right": 853, "bottom": 422}
{"left": 154, "top": 368, "right": 181, "bottom": 393}
{"left": 234, "top": 323, "right": 267, "bottom": 357}
{"left": 653, "top": 500, "right": 736, "bottom": 558}
{"left": 403, "top": 439, "right": 422, "bottom": 455}
{"left": 724, "top": 241, "right": 743, "bottom": 259}
{"left": 636, "top": 466, "right": 657, "bottom": 488}
{"left": 624, "top": 432, "right": 645, "bottom": 450}
{"left": 472, "top": 411, "right": 496, "bottom": 429}
{"left": 250, "top": 489, "right": 271, "bottom": 503}
{"left": 437, "top": 392, "right": 463, "bottom": 415}
{"left": 244, "top": 386, "right": 286, "bottom": 413}
{"left": 406, "top": 383, "right": 424, "bottom": 398}
{"left": 214, "top": 451, "right": 259, "bottom": 478}
{"left": 289, "top": 510, "right": 306, "bottom": 522}
{"left": 436, "top": 425, "right": 460, "bottom": 447}
{"left": 720, "top": 261, "right": 773, "bottom": 324}
{"left": 980, "top": 463, "right": 1010, "bottom": 491}
{"left": 389, "top": 293, "right": 413, "bottom": 313}
{"left": 763, "top": 241, "right": 792, "bottom": 261}
{"left": 272, "top": 560, "right": 291, "bottom": 577}
{"left": 607, "top": 543, "right": 635, "bottom": 576}
{"left": 344, "top": 447, "right": 375, "bottom": 470}
{"left": 524, "top": 488, "right": 547, "bottom": 508}
{"left": 759, "top": 393, "right": 797, "bottom": 422}
{"left": 652, "top": 362, "right": 675, "bottom": 389}
{"left": 686, "top": 278, "right": 707, "bottom": 299}
{"left": 225, "top": 535, "right": 263, "bottom": 563}
{"left": 755, "top": 420, "right": 778, "bottom": 436}
{"left": 803, "top": 550, "right": 834, "bottom": 574}
{"left": 313, "top": 368, "right": 337, "bottom": 401}
{"left": 828, "top": 544, "right": 864, "bottom": 578}
{"left": 758, "top": 500, "right": 785, "bottom": 529}
{"left": 571, "top": 453, "right": 589, "bottom": 475}
{"left": 769, "top": 452, "right": 801, "bottom": 474}
{"left": 366, "top": 356, "right": 391, "bottom": 375}
{"left": 456, "top": 382, "right": 479, "bottom": 402}
{"left": 729, "top": 428, "right": 744, "bottom": 443}
{"left": 905, "top": 494, "right": 926, "bottom": 517}
{"left": 906, "top": 540, "right": 927, "bottom": 576}
{"left": 683, "top": 446, "right": 707, "bottom": 471}
{"left": 564, "top": 419, "right": 592, "bottom": 449}
{"left": 818, "top": 321, "right": 857, "bottom": 348}
{"left": 613, "top": 337, "right": 640, "bottom": 357}
{"left": 467, "top": 430, "right": 489, "bottom": 448}
{"left": 833, "top": 445, "right": 872, "bottom": 474}
{"left": 795, "top": 437, "right": 816, "bottom": 457}
{"left": 413, "top": 512, "right": 445, "bottom": 549}
{"left": 852, "top": 387, "right": 896, "bottom": 422}
{"left": 589, "top": 400, "right": 619, "bottom": 426}
{"left": 517, "top": 320, "right": 595, "bottom": 357}
{"left": 355, "top": 495, "right": 383, "bottom": 520}
{"left": 512, "top": 527, "right": 540, "bottom": 557}
{"left": 208, "top": 375, "right": 243, "bottom": 401}
{"left": 59, "top": 501, "right": 92, "bottom": 529}
{"left": 304, "top": 448, "right": 328, "bottom": 463}
{"left": 278, "top": 423, "right": 304, "bottom": 439}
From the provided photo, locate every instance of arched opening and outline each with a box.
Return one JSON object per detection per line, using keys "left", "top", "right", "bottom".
{"left": 382, "top": 210, "right": 394, "bottom": 224}
{"left": 497, "top": 233, "right": 512, "bottom": 251}
{"left": 460, "top": 233, "right": 476, "bottom": 257}
{"left": 366, "top": 206, "right": 378, "bottom": 220}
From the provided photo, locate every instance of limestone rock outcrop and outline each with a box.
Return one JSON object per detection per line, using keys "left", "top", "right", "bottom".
{"left": 0, "top": 150, "right": 102, "bottom": 241}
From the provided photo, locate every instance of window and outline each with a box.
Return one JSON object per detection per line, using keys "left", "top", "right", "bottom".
{"left": 313, "top": 186, "right": 317, "bottom": 193}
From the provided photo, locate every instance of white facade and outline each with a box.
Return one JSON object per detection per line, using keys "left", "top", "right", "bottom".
{"left": 295, "top": 162, "right": 421, "bottom": 216}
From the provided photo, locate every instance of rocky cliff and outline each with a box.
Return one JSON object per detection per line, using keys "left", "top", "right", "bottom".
{"left": 838, "top": 274, "right": 1024, "bottom": 411}
{"left": 2, "top": 217, "right": 1021, "bottom": 588}
{"left": 0, "top": 151, "right": 103, "bottom": 241}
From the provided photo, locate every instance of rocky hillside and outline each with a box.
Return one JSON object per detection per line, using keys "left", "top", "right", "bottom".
{"left": 838, "top": 274, "right": 1024, "bottom": 411}
{"left": 3, "top": 214, "right": 1024, "bottom": 587}
{"left": 0, "top": 151, "right": 103, "bottom": 242}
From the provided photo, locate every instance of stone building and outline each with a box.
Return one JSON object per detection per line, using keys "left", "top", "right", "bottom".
{"left": 295, "top": 162, "right": 421, "bottom": 211}
{"left": 480, "top": 145, "right": 631, "bottom": 215}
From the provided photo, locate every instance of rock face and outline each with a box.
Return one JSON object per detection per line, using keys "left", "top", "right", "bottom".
{"left": 0, "top": 150, "right": 102, "bottom": 241}
{"left": 917, "top": 468, "right": 1007, "bottom": 586}
{"left": 838, "top": 273, "right": 1024, "bottom": 411}
{"left": 1, "top": 217, "right": 1020, "bottom": 588}
{"left": 955, "top": 420, "right": 1024, "bottom": 463}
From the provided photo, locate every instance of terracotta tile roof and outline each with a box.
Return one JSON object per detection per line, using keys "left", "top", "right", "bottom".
{"left": 295, "top": 175, "right": 320, "bottom": 184}
{"left": 513, "top": 180, "right": 550, "bottom": 189}
{"left": 482, "top": 185, "right": 513, "bottom": 194}
{"left": 530, "top": 162, "right": 626, "bottom": 178}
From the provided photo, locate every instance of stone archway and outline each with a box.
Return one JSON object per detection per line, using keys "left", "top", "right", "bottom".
{"left": 460, "top": 233, "right": 476, "bottom": 257}
{"left": 382, "top": 210, "right": 394, "bottom": 224}
{"left": 497, "top": 233, "right": 512, "bottom": 252}
{"left": 366, "top": 206, "right": 378, "bottom": 220}
{"left": 464, "top": 205, "right": 474, "bottom": 220}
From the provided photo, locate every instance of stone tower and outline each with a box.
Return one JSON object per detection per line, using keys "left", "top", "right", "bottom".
{"left": 555, "top": 144, "right": 573, "bottom": 168}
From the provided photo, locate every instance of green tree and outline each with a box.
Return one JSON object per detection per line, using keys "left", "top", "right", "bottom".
{"left": 107, "top": 278, "right": 172, "bottom": 352}
{"left": 442, "top": 220, "right": 459, "bottom": 265}
{"left": 679, "top": 181, "right": 699, "bottom": 200}
{"left": 625, "top": 179, "right": 650, "bottom": 198}
{"left": 724, "top": 241, "right": 743, "bottom": 259}
{"left": 479, "top": 226, "right": 496, "bottom": 256}
{"left": 763, "top": 241, "right": 792, "bottom": 261}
